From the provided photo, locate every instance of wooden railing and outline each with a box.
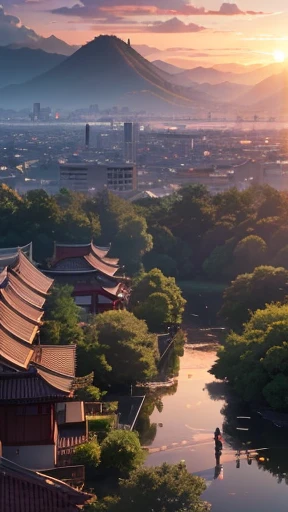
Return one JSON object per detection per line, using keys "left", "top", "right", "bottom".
{"left": 57, "top": 435, "right": 87, "bottom": 467}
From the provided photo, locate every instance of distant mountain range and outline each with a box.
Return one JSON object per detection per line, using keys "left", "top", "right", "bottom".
{"left": 1, "top": 33, "right": 287, "bottom": 115}
{"left": 0, "top": 35, "right": 215, "bottom": 111}
{"left": 152, "top": 60, "right": 185, "bottom": 75}
{"left": 0, "top": 6, "right": 77, "bottom": 56}
{"left": 0, "top": 47, "right": 66, "bottom": 88}
{"left": 6, "top": 37, "right": 78, "bottom": 56}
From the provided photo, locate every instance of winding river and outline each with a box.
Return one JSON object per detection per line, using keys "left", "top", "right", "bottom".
{"left": 137, "top": 285, "right": 288, "bottom": 511}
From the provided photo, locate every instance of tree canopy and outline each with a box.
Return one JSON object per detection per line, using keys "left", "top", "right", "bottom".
{"left": 219, "top": 266, "right": 288, "bottom": 331}
{"left": 100, "top": 430, "right": 145, "bottom": 476}
{"left": 78, "top": 310, "right": 158, "bottom": 387}
{"left": 130, "top": 269, "right": 186, "bottom": 330}
{"left": 41, "top": 284, "right": 84, "bottom": 345}
{"left": 2, "top": 183, "right": 288, "bottom": 280}
{"left": 211, "top": 303, "right": 288, "bottom": 410}
{"left": 86, "top": 463, "right": 209, "bottom": 512}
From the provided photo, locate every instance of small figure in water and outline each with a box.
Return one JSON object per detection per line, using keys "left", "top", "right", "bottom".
{"left": 214, "top": 427, "right": 221, "bottom": 441}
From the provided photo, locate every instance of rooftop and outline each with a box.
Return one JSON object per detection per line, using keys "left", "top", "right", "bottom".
{"left": 0, "top": 454, "right": 93, "bottom": 511}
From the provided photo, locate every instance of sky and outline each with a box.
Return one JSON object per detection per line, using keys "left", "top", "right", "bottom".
{"left": 2, "top": 0, "right": 288, "bottom": 66}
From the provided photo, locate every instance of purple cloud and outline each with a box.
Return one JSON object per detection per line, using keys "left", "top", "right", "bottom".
{"left": 51, "top": 1, "right": 267, "bottom": 20}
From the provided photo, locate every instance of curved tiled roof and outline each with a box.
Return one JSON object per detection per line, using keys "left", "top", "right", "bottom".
{"left": 84, "top": 252, "right": 118, "bottom": 277}
{"left": 16, "top": 252, "right": 53, "bottom": 295}
{"left": 0, "top": 300, "right": 38, "bottom": 344}
{"left": 52, "top": 257, "right": 94, "bottom": 272}
{"left": 0, "top": 370, "right": 69, "bottom": 402}
{"left": 0, "top": 455, "right": 93, "bottom": 509}
{"left": 1, "top": 283, "right": 44, "bottom": 324}
{"left": 37, "top": 368, "right": 73, "bottom": 394}
{"left": 9, "top": 272, "right": 46, "bottom": 309}
{"left": 91, "top": 243, "right": 119, "bottom": 266}
{"left": 32, "top": 345, "right": 76, "bottom": 377}
{"left": 0, "top": 327, "right": 33, "bottom": 369}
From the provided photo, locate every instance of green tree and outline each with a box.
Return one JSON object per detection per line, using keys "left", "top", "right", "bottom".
{"left": 41, "top": 284, "right": 84, "bottom": 345}
{"left": 211, "top": 303, "right": 288, "bottom": 410}
{"left": 87, "top": 311, "right": 158, "bottom": 386}
{"left": 130, "top": 269, "right": 186, "bottom": 325}
{"left": 202, "top": 241, "right": 234, "bottom": 279}
{"left": 101, "top": 430, "right": 145, "bottom": 475}
{"left": 114, "top": 216, "right": 153, "bottom": 274}
{"left": 74, "top": 385, "right": 103, "bottom": 402}
{"left": 233, "top": 235, "right": 267, "bottom": 274}
{"left": 72, "top": 439, "right": 101, "bottom": 479}
{"left": 134, "top": 292, "right": 172, "bottom": 331}
{"left": 87, "top": 463, "right": 209, "bottom": 512}
{"left": 219, "top": 266, "right": 288, "bottom": 331}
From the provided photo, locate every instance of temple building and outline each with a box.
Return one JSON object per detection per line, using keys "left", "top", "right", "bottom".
{"left": 0, "top": 243, "right": 87, "bottom": 471}
{"left": 45, "top": 242, "right": 129, "bottom": 314}
{"left": 0, "top": 448, "right": 93, "bottom": 512}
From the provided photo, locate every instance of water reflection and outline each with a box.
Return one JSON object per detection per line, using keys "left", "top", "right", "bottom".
{"left": 137, "top": 345, "right": 288, "bottom": 511}
{"left": 136, "top": 382, "right": 178, "bottom": 446}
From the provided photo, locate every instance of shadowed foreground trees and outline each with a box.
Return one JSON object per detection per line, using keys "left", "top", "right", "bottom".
{"left": 86, "top": 463, "right": 209, "bottom": 512}
{"left": 211, "top": 303, "right": 288, "bottom": 410}
{"left": 219, "top": 266, "right": 288, "bottom": 331}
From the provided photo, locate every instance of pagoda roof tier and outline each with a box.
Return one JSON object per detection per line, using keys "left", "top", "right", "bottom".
{"left": 0, "top": 326, "right": 34, "bottom": 369}
{"left": 0, "top": 300, "right": 38, "bottom": 344}
{"left": 50, "top": 242, "right": 120, "bottom": 277}
{"left": 0, "top": 456, "right": 93, "bottom": 511}
{"left": 0, "top": 242, "right": 32, "bottom": 271}
{"left": 54, "top": 242, "right": 110, "bottom": 261}
{"left": 13, "top": 251, "right": 53, "bottom": 295}
{"left": 9, "top": 271, "right": 46, "bottom": 309}
{"left": 90, "top": 242, "right": 119, "bottom": 266}
{"left": 1, "top": 282, "right": 44, "bottom": 324}
{"left": 32, "top": 345, "right": 76, "bottom": 378}
{"left": 0, "top": 369, "right": 73, "bottom": 403}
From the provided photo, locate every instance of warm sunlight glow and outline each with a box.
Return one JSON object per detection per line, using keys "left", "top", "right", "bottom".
{"left": 273, "top": 50, "right": 286, "bottom": 62}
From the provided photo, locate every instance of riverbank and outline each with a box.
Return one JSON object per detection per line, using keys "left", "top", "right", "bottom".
{"left": 139, "top": 341, "right": 288, "bottom": 512}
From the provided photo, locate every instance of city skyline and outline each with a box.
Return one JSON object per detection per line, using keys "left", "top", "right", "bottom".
{"left": 1, "top": 0, "right": 288, "bottom": 66}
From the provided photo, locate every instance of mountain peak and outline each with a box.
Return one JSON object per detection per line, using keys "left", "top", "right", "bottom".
{"left": 0, "top": 35, "right": 214, "bottom": 112}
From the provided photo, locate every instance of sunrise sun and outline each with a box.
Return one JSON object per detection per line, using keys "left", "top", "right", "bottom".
{"left": 273, "top": 50, "right": 286, "bottom": 63}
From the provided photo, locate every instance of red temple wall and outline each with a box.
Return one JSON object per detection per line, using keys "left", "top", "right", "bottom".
{"left": 0, "top": 404, "right": 55, "bottom": 446}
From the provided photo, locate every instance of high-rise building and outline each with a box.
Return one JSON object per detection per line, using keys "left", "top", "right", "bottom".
{"left": 85, "top": 123, "right": 90, "bottom": 148}
{"left": 32, "top": 103, "right": 40, "bottom": 121}
{"left": 123, "top": 122, "right": 137, "bottom": 163}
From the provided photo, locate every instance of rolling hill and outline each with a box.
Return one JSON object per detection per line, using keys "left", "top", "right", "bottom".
{"left": 0, "top": 46, "right": 66, "bottom": 88}
{"left": 152, "top": 60, "right": 185, "bottom": 75}
{"left": 0, "top": 35, "right": 214, "bottom": 112}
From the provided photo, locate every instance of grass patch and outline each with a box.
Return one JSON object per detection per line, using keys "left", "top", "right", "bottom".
{"left": 88, "top": 415, "right": 116, "bottom": 434}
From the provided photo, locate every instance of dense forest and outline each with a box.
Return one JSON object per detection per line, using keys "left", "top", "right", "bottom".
{"left": 2, "top": 183, "right": 288, "bottom": 279}
{"left": 3, "top": 183, "right": 288, "bottom": 409}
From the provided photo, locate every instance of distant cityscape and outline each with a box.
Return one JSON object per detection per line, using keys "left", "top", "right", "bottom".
{"left": 1, "top": 111, "right": 288, "bottom": 198}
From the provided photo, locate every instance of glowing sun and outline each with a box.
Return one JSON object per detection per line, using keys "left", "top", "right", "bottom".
{"left": 273, "top": 50, "right": 286, "bottom": 63}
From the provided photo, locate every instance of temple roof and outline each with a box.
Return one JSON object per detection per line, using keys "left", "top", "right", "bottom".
{"left": 0, "top": 369, "right": 73, "bottom": 403}
{"left": 0, "top": 456, "right": 93, "bottom": 511}
{"left": 0, "top": 242, "right": 32, "bottom": 271}
{"left": 48, "top": 241, "right": 120, "bottom": 278}
{"left": 0, "top": 300, "right": 38, "bottom": 344}
{"left": 1, "top": 282, "right": 44, "bottom": 324}
{"left": 9, "top": 271, "right": 46, "bottom": 309}
{"left": 14, "top": 251, "right": 53, "bottom": 295}
{"left": 0, "top": 326, "right": 33, "bottom": 369}
{"left": 32, "top": 345, "right": 76, "bottom": 378}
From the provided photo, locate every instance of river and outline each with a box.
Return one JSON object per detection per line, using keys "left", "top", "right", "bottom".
{"left": 138, "top": 344, "right": 288, "bottom": 511}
